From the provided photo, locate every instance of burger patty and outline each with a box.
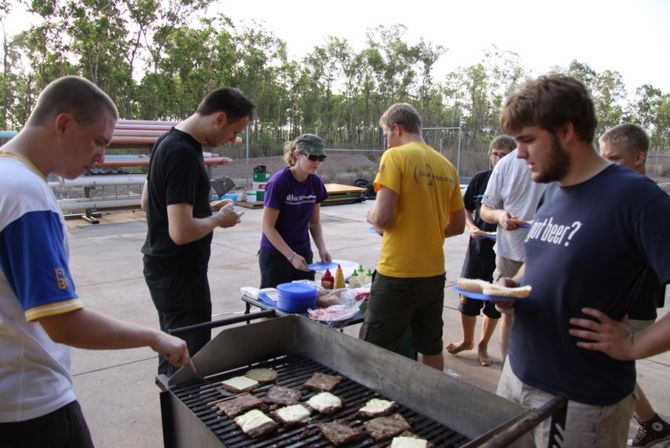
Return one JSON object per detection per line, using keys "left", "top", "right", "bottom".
{"left": 317, "top": 419, "right": 366, "bottom": 446}
{"left": 264, "top": 385, "right": 302, "bottom": 406}
{"left": 303, "top": 372, "right": 342, "bottom": 391}
{"left": 214, "top": 393, "right": 263, "bottom": 418}
{"left": 364, "top": 413, "right": 412, "bottom": 442}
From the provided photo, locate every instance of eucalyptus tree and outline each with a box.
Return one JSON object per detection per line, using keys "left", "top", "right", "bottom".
{"left": 0, "top": 0, "right": 22, "bottom": 128}
{"left": 481, "top": 46, "right": 525, "bottom": 121}
{"left": 300, "top": 36, "right": 356, "bottom": 143}
{"left": 64, "top": 0, "right": 133, "bottom": 115}
{"left": 413, "top": 39, "right": 445, "bottom": 126}
{"left": 141, "top": 0, "right": 207, "bottom": 74}
{"left": 229, "top": 22, "right": 290, "bottom": 153}
{"left": 632, "top": 85, "right": 670, "bottom": 151}
{"left": 23, "top": 0, "right": 76, "bottom": 99}
{"left": 591, "top": 69, "right": 627, "bottom": 135}
{"left": 567, "top": 60, "right": 628, "bottom": 137}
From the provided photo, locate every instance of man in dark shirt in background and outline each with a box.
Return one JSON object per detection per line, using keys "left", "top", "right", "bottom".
{"left": 142, "top": 87, "right": 255, "bottom": 375}
{"left": 598, "top": 123, "right": 670, "bottom": 447}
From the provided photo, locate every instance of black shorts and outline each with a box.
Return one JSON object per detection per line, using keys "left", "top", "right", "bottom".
{"left": 143, "top": 255, "right": 212, "bottom": 376}
{"left": 359, "top": 272, "right": 445, "bottom": 356}
{"left": 458, "top": 295, "right": 501, "bottom": 318}
{"left": 0, "top": 400, "right": 93, "bottom": 448}
{"left": 258, "top": 247, "right": 314, "bottom": 288}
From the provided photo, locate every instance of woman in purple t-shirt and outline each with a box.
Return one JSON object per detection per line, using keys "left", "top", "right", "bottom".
{"left": 259, "top": 134, "right": 331, "bottom": 288}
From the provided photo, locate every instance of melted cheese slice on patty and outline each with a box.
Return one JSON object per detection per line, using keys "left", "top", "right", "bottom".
{"left": 306, "top": 392, "right": 342, "bottom": 412}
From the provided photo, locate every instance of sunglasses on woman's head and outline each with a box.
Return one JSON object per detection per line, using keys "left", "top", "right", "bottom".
{"left": 301, "top": 153, "right": 326, "bottom": 162}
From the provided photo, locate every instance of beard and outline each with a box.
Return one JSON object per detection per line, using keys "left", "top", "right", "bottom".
{"left": 533, "top": 133, "right": 570, "bottom": 183}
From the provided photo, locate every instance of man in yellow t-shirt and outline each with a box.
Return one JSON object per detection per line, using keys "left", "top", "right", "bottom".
{"left": 361, "top": 103, "right": 465, "bottom": 370}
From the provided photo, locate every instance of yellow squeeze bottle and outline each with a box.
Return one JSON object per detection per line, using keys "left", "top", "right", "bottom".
{"left": 334, "top": 264, "right": 345, "bottom": 289}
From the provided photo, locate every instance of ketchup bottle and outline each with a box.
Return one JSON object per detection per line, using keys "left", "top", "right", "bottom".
{"left": 321, "top": 269, "right": 334, "bottom": 290}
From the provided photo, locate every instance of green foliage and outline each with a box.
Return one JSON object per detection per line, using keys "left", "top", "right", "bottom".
{"left": 1, "top": 0, "right": 669, "bottom": 155}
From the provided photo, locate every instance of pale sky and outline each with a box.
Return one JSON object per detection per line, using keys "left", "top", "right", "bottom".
{"left": 5, "top": 0, "right": 669, "bottom": 95}
{"left": 214, "top": 0, "right": 670, "bottom": 95}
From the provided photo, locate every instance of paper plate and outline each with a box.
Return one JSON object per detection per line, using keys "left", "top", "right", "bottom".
{"left": 513, "top": 220, "right": 533, "bottom": 229}
{"left": 451, "top": 285, "right": 523, "bottom": 302}
{"left": 368, "top": 226, "right": 382, "bottom": 236}
{"left": 307, "top": 261, "right": 338, "bottom": 271}
{"left": 258, "top": 289, "right": 279, "bottom": 305}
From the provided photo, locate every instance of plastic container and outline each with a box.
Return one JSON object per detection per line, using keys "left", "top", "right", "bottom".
{"left": 221, "top": 193, "right": 238, "bottom": 203}
{"left": 253, "top": 171, "right": 270, "bottom": 183}
{"left": 252, "top": 181, "right": 268, "bottom": 191}
{"left": 256, "top": 190, "right": 265, "bottom": 202}
{"left": 276, "top": 282, "right": 317, "bottom": 312}
{"left": 246, "top": 191, "right": 257, "bottom": 202}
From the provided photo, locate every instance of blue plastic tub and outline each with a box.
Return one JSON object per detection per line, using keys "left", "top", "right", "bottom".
{"left": 221, "top": 193, "right": 238, "bottom": 203}
{"left": 276, "top": 283, "right": 317, "bottom": 313}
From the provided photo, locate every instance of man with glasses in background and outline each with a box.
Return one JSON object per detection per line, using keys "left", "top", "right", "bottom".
{"left": 446, "top": 135, "right": 514, "bottom": 367}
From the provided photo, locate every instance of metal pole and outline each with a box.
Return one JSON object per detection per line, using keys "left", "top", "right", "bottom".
{"left": 245, "top": 123, "right": 250, "bottom": 189}
{"left": 456, "top": 117, "right": 462, "bottom": 177}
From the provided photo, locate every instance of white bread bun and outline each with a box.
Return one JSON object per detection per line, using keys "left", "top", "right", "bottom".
{"left": 210, "top": 198, "right": 233, "bottom": 211}
{"left": 482, "top": 284, "right": 532, "bottom": 299}
{"left": 456, "top": 278, "right": 492, "bottom": 293}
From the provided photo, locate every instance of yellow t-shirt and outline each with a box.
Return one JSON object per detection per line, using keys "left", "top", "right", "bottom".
{"left": 374, "top": 142, "right": 464, "bottom": 278}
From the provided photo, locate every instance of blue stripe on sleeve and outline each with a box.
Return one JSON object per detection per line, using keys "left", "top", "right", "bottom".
{"left": 0, "top": 210, "right": 78, "bottom": 310}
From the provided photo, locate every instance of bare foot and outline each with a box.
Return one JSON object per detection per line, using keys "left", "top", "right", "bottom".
{"left": 446, "top": 341, "right": 474, "bottom": 355}
{"left": 478, "top": 344, "right": 493, "bottom": 366}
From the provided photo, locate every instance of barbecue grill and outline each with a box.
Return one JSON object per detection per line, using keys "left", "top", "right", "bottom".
{"left": 157, "top": 315, "right": 565, "bottom": 447}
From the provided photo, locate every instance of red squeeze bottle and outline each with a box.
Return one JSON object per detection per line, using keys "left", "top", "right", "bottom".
{"left": 321, "top": 269, "right": 334, "bottom": 290}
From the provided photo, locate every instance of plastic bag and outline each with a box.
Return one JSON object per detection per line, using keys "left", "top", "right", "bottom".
{"left": 240, "top": 286, "right": 260, "bottom": 300}
{"left": 307, "top": 303, "right": 360, "bottom": 322}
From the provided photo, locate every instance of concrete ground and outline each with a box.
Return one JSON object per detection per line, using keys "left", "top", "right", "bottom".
{"left": 65, "top": 202, "right": 670, "bottom": 447}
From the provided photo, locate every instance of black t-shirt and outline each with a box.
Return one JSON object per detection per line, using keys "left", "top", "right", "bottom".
{"left": 627, "top": 268, "right": 666, "bottom": 320}
{"left": 141, "top": 128, "right": 213, "bottom": 272}
{"left": 512, "top": 165, "right": 670, "bottom": 406}
{"left": 461, "top": 170, "right": 496, "bottom": 279}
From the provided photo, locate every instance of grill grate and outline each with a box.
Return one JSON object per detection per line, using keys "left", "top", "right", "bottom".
{"left": 171, "top": 354, "right": 470, "bottom": 447}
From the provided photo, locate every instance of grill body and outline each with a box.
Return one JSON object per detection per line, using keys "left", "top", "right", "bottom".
{"left": 158, "top": 316, "right": 555, "bottom": 447}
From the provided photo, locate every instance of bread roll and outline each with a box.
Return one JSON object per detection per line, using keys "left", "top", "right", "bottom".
{"left": 210, "top": 198, "right": 233, "bottom": 211}
{"left": 456, "top": 278, "right": 492, "bottom": 293}
{"left": 482, "top": 284, "right": 532, "bottom": 299}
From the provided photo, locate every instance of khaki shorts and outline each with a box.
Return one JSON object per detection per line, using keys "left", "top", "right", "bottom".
{"left": 496, "top": 359, "right": 634, "bottom": 448}
{"left": 494, "top": 255, "right": 524, "bottom": 281}
{"left": 494, "top": 256, "right": 524, "bottom": 316}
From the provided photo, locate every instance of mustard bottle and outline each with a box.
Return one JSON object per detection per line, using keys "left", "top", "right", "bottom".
{"left": 334, "top": 264, "right": 345, "bottom": 289}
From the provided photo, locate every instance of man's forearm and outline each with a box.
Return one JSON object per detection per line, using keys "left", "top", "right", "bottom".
{"left": 169, "top": 215, "right": 220, "bottom": 245}
{"left": 479, "top": 203, "right": 501, "bottom": 224}
{"left": 39, "top": 308, "right": 159, "bottom": 350}
{"left": 631, "top": 312, "right": 670, "bottom": 359}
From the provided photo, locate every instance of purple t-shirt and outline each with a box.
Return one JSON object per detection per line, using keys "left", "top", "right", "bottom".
{"left": 260, "top": 167, "right": 328, "bottom": 254}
